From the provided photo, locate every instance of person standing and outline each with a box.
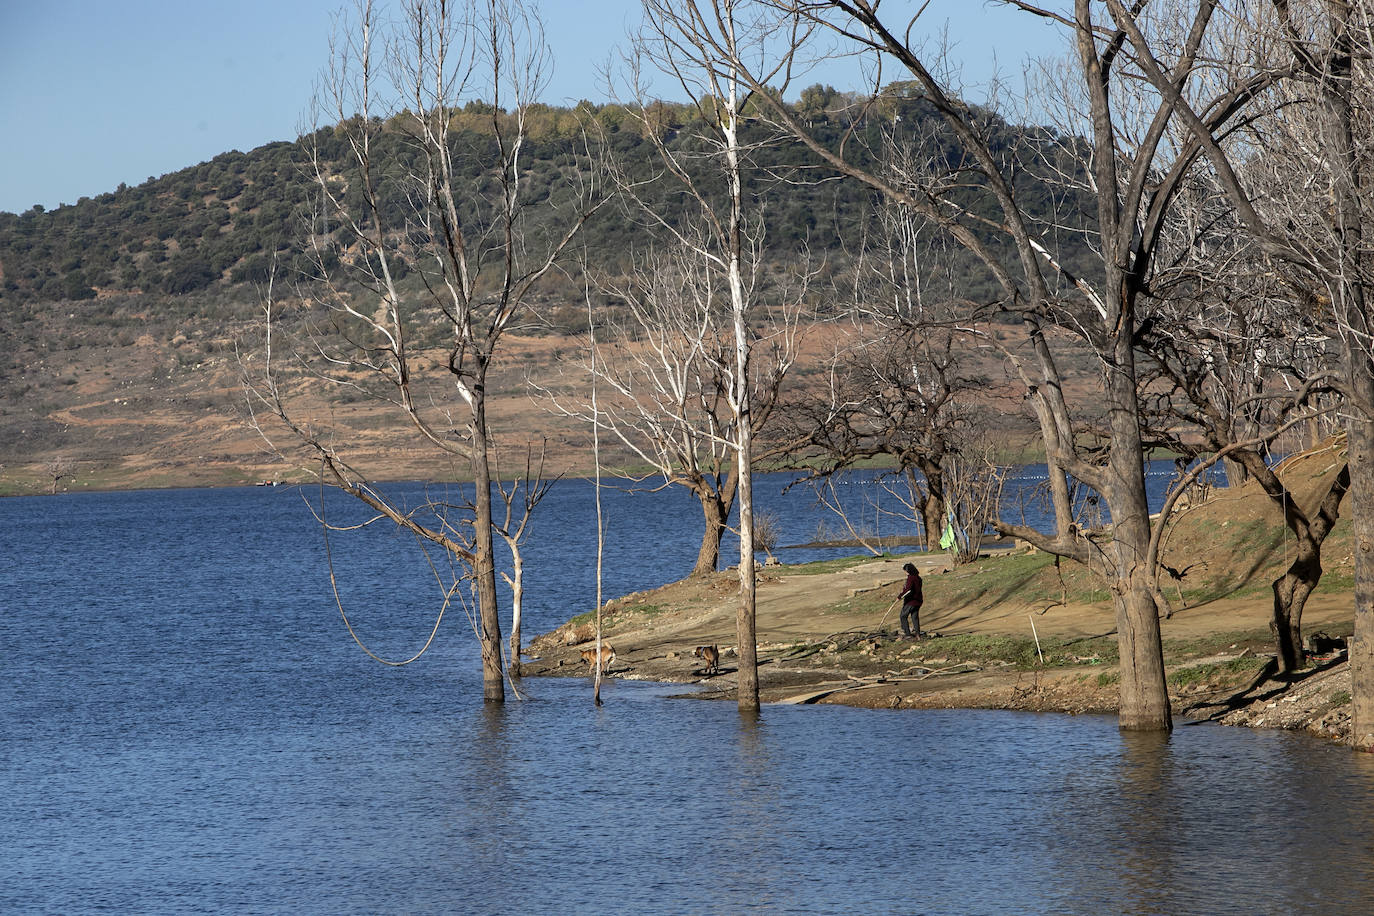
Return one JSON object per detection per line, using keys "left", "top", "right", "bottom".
{"left": 899, "top": 562, "right": 924, "bottom": 639}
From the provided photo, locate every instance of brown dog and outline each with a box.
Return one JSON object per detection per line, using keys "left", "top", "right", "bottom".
{"left": 693, "top": 644, "right": 720, "bottom": 675}
{"left": 580, "top": 642, "right": 616, "bottom": 673}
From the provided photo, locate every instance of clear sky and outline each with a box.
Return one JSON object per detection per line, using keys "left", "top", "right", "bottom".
{"left": 0, "top": 1, "right": 1066, "bottom": 215}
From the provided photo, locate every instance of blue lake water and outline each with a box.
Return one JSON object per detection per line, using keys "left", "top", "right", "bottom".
{"left": 4, "top": 472, "right": 1372, "bottom": 914}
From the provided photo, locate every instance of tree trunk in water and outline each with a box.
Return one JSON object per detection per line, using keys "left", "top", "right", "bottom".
{"left": 1349, "top": 373, "right": 1374, "bottom": 749}
{"left": 735, "top": 457, "right": 760, "bottom": 711}
{"left": 470, "top": 394, "right": 506, "bottom": 702}
{"left": 1316, "top": 0, "right": 1374, "bottom": 749}
{"left": 1106, "top": 327, "right": 1171, "bottom": 731}
{"left": 1115, "top": 558, "right": 1172, "bottom": 732}
{"left": 692, "top": 490, "right": 731, "bottom": 577}
{"left": 723, "top": 72, "right": 758, "bottom": 712}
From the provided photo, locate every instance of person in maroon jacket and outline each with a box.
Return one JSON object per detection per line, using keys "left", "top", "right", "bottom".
{"left": 899, "top": 562, "right": 924, "bottom": 639}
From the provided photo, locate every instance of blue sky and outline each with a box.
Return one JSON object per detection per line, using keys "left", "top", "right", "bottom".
{"left": 0, "top": 1, "right": 1065, "bottom": 215}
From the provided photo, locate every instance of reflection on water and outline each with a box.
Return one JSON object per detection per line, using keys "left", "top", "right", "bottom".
{"left": 4, "top": 486, "right": 1374, "bottom": 914}
{"left": 430, "top": 684, "right": 1374, "bottom": 915}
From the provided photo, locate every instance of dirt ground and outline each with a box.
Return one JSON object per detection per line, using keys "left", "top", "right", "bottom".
{"left": 2, "top": 316, "right": 1039, "bottom": 495}
{"left": 525, "top": 546, "right": 1359, "bottom": 743}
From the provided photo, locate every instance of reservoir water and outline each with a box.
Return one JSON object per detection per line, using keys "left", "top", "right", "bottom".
{"left": 4, "top": 475, "right": 1373, "bottom": 914}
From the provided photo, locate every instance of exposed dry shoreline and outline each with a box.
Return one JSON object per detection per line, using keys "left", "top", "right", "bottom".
{"left": 524, "top": 550, "right": 1358, "bottom": 744}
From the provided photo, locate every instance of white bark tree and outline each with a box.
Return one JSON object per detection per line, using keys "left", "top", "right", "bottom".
{"left": 493, "top": 443, "right": 556, "bottom": 678}
{"left": 241, "top": 0, "right": 603, "bottom": 701}
{"left": 540, "top": 250, "right": 804, "bottom": 578}
{"left": 621, "top": 0, "right": 814, "bottom": 710}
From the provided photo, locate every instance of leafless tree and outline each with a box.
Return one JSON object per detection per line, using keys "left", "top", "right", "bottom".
{"left": 717, "top": 0, "right": 1292, "bottom": 730}
{"left": 587, "top": 283, "right": 608, "bottom": 707}
{"left": 493, "top": 443, "right": 556, "bottom": 678}
{"left": 43, "top": 457, "right": 76, "bottom": 495}
{"left": 1133, "top": 166, "right": 1346, "bottom": 672}
{"left": 781, "top": 322, "right": 988, "bottom": 551}
{"left": 940, "top": 435, "right": 1009, "bottom": 565}
{"left": 240, "top": 0, "right": 603, "bottom": 701}
{"left": 1106, "top": 0, "right": 1374, "bottom": 745}
{"left": 753, "top": 510, "right": 782, "bottom": 564}
{"left": 586, "top": 0, "right": 816, "bottom": 711}
{"left": 770, "top": 147, "right": 1010, "bottom": 553}
{"left": 540, "top": 249, "right": 805, "bottom": 579}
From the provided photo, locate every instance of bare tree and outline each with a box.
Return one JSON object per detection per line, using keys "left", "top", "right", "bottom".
{"left": 1104, "top": 0, "right": 1374, "bottom": 745}
{"left": 43, "top": 457, "right": 76, "bottom": 495}
{"left": 240, "top": 0, "right": 603, "bottom": 701}
{"left": 493, "top": 443, "right": 556, "bottom": 678}
{"left": 540, "top": 249, "right": 803, "bottom": 578}
{"left": 781, "top": 323, "right": 987, "bottom": 551}
{"left": 940, "top": 435, "right": 1008, "bottom": 565}
{"left": 608, "top": 0, "right": 819, "bottom": 711}
{"left": 717, "top": 0, "right": 1291, "bottom": 730}
{"left": 1134, "top": 175, "right": 1346, "bottom": 672}
{"left": 777, "top": 198, "right": 1007, "bottom": 559}
{"left": 587, "top": 282, "right": 609, "bottom": 707}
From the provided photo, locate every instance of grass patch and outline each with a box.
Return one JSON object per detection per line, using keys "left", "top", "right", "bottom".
{"left": 606, "top": 602, "right": 668, "bottom": 626}
{"left": 1332, "top": 690, "right": 1352, "bottom": 706}
{"left": 1317, "top": 567, "right": 1356, "bottom": 592}
{"left": 1167, "top": 656, "right": 1268, "bottom": 689}
{"left": 566, "top": 601, "right": 667, "bottom": 631}
{"left": 931, "top": 553, "right": 1057, "bottom": 607}
{"left": 903, "top": 631, "right": 1119, "bottom": 671}
{"left": 1187, "top": 579, "right": 1270, "bottom": 604}
{"left": 928, "top": 552, "right": 1119, "bottom": 612}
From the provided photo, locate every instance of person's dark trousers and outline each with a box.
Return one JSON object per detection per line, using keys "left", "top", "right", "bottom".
{"left": 901, "top": 602, "right": 921, "bottom": 637}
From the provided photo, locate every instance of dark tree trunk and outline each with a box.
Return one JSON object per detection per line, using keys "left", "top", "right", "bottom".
{"left": 1270, "top": 465, "right": 1350, "bottom": 674}
{"left": 1222, "top": 456, "right": 1249, "bottom": 489}
{"left": 691, "top": 487, "right": 733, "bottom": 577}
{"left": 1272, "top": 557, "right": 1319, "bottom": 676}
{"left": 915, "top": 460, "right": 945, "bottom": 552}
{"left": 470, "top": 391, "right": 505, "bottom": 703}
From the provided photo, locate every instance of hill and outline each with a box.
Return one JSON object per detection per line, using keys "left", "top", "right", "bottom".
{"left": 0, "top": 96, "right": 1095, "bottom": 303}
{"left": 0, "top": 94, "right": 1093, "bottom": 494}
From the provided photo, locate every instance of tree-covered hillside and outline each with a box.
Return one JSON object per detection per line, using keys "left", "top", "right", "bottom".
{"left": 0, "top": 92, "right": 1096, "bottom": 313}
